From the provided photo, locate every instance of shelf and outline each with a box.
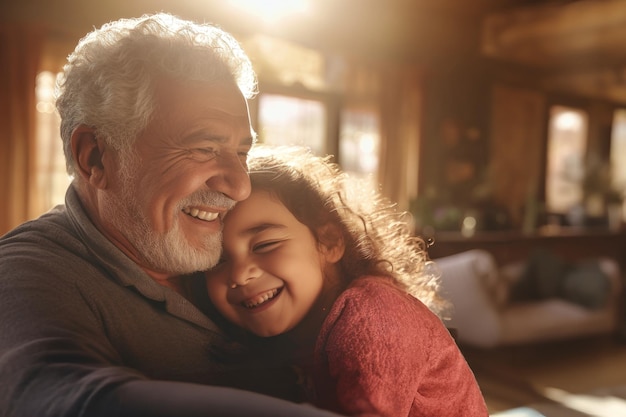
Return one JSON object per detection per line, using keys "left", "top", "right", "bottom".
{"left": 427, "top": 227, "right": 626, "bottom": 267}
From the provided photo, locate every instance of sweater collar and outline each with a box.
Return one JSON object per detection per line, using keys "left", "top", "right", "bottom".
{"left": 64, "top": 184, "right": 220, "bottom": 332}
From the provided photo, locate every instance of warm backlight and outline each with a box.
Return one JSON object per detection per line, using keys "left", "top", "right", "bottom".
{"left": 228, "top": 0, "right": 311, "bottom": 23}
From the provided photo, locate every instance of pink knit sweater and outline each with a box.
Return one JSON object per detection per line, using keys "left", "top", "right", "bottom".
{"left": 312, "top": 276, "right": 489, "bottom": 417}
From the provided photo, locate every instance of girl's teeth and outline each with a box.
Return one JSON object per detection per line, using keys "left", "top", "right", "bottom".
{"left": 244, "top": 289, "right": 279, "bottom": 308}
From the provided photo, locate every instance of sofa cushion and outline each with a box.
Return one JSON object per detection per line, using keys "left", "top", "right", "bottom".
{"left": 561, "top": 261, "right": 612, "bottom": 309}
{"left": 509, "top": 249, "right": 611, "bottom": 310}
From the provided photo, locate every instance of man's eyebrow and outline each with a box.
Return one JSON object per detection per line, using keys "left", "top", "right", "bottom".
{"left": 181, "top": 131, "right": 254, "bottom": 147}
{"left": 181, "top": 131, "right": 227, "bottom": 144}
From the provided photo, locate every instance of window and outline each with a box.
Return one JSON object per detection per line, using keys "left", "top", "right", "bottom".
{"left": 339, "top": 107, "right": 380, "bottom": 192}
{"left": 35, "top": 71, "right": 71, "bottom": 213}
{"left": 610, "top": 109, "right": 626, "bottom": 193}
{"left": 610, "top": 109, "right": 626, "bottom": 223}
{"left": 244, "top": 32, "right": 381, "bottom": 195}
{"left": 254, "top": 92, "right": 381, "bottom": 194}
{"left": 545, "top": 105, "right": 588, "bottom": 214}
{"left": 256, "top": 94, "right": 326, "bottom": 155}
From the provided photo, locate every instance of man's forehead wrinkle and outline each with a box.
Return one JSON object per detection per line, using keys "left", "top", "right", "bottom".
{"left": 181, "top": 131, "right": 229, "bottom": 144}
{"left": 178, "top": 128, "right": 252, "bottom": 146}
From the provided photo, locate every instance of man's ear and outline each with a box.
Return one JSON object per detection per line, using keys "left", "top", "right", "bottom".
{"left": 318, "top": 223, "right": 345, "bottom": 263}
{"left": 71, "top": 125, "right": 107, "bottom": 188}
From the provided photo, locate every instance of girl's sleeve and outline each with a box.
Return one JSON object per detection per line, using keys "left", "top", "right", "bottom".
{"left": 318, "top": 280, "right": 489, "bottom": 417}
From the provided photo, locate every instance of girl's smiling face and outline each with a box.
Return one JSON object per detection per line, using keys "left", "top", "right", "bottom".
{"left": 205, "top": 189, "right": 339, "bottom": 337}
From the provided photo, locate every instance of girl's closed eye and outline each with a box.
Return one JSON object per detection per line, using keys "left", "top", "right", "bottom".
{"left": 253, "top": 240, "right": 282, "bottom": 253}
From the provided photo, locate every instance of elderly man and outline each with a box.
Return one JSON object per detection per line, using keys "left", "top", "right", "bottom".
{"left": 0, "top": 13, "right": 342, "bottom": 417}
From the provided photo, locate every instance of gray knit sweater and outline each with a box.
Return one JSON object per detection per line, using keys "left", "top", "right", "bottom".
{"left": 0, "top": 186, "right": 341, "bottom": 417}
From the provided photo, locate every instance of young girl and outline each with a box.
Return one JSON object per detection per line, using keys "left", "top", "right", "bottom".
{"left": 204, "top": 145, "right": 488, "bottom": 416}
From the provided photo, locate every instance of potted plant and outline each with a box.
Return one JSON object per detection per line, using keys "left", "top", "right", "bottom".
{"left": 605, "top": 187, "right": 624, "bottom": 231}
{"left": 582, "top": 155, "right": 623, "bottom": 230}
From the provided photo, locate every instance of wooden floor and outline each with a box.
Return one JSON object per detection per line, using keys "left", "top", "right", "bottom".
{"left": 460, "top": 335, "right": 626, "bottom": 415}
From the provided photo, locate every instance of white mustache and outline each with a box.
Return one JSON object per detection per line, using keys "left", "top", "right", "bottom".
{"left": 180, "top": 190, "right": 237, "bottom": 211}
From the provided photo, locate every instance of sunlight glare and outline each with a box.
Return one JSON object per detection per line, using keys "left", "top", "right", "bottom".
{"left": 228, "top": 0, "right": 311, "bottom": 23}
{"left": 554, "top": 111, "right": 582, "bottom": 131}
{"left": 543, "top": 387, "right": 626, "bottom": 417}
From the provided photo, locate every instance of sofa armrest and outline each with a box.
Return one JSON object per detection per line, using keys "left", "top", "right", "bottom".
{"left": 595, "top": 257, "right": 623, "bottom": 329}
{"left": 435, "top": 249, "right": 502, "bottom": 348}
{"left": 597, "top": 257, "right": 623, "bottom": 306}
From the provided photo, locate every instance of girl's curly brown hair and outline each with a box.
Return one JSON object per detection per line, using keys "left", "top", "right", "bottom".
{"left": 247, "top": 145, "right": 450, "bottom": 319}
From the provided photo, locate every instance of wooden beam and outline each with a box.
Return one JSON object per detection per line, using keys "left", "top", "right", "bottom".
{"left": 482, "top": 0, "right": 626, "bottom": 70}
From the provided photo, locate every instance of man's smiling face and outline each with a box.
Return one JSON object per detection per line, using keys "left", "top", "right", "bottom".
{"left": 100, "top": 78, "right": 254, "bottom": 275}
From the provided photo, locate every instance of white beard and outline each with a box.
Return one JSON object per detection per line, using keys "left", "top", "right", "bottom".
{"left": 102, "top": 154, "right": 224, "bottom": 275}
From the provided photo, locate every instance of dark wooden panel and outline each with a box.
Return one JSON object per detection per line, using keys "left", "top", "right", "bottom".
{"left": 427, "top": 227, "right": 626, "bottom": 268}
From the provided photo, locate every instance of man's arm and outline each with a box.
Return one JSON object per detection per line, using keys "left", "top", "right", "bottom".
{"left": 92, "top": 381, "right": 344, "bottom": 417}
{"left": 0, "top": 254, "right": 343, "bottom": 417}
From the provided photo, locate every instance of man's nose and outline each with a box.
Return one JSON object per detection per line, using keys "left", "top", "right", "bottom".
{"left": 205, "top": 151, "right": 251, "bottom": 202}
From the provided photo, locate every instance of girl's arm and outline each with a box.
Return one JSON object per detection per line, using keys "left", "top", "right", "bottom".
{"left": 317, "top": 277, "right": 489, "bottom": 417}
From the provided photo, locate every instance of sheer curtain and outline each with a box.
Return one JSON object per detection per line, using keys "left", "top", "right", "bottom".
{"left": 0, "top": 24, "right": 44, "bottom": 235}
{"left": 377, "top": 65, "right": 423, "bottom": 212}
{"left": 342, "top": 61, "right": 423, "bottom": 212}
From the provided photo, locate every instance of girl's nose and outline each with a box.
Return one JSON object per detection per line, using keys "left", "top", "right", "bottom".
{"left": 230, "top": 260, "right": 260, "bottom": 288}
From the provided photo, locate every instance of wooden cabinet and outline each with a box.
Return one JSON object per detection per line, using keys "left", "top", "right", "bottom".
{"left": 427, "top": 227, "right": 626, "bottom": 268}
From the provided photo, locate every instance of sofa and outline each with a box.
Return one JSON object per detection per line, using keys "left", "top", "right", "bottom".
{"left": 435, "top": 249, "right": 623, "bottom": 348}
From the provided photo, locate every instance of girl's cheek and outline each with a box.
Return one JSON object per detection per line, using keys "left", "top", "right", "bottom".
{"left": 206, "top": 274, "right": 227, "bottom": 296}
